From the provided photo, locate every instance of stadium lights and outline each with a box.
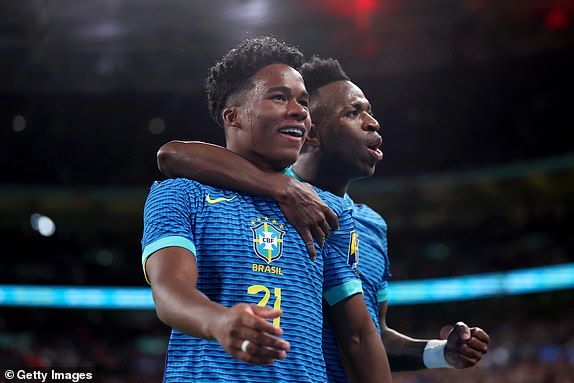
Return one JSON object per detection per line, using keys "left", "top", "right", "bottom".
{"left": 30, "top": 213, "right": 56, "bottom": 237}
{"left": 1, "top": 263, "right": 573, "bottom": 309}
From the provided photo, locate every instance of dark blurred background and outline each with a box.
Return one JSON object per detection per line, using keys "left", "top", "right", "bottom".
{"left": 1, "top": 1, "right": 574, "bottom": 382}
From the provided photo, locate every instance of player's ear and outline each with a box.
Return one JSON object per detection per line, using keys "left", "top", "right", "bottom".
{"left": 222, "top": 107, "right": 240, "bottom": 128}
{"left": 305, "top": 124, "right": 321, "bottom": 147}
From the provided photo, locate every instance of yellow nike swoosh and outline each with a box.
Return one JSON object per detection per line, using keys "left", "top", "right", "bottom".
{"left": 206, "top": 194, "right": 237, "bottom": 204}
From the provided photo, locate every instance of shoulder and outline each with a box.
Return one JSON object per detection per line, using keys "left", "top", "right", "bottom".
{"left": 345, "top": 194, "right": 385, "bottom": 224}
{"left": 150, "top": 178, "right": 236, "bottom": 195}
{"left": 149, "top": 178, "right": 202, "bottom": 191}
{"left": 146, "top": 178, "right": 229, "bottom": 206}
{"left": 354, "top": 203, "right": 387, "bottom": 227}
{"left": 313, "top": 187, "right": 352, "bottom": 215}
{"left": 344, "top": 196, "right": 387, "bottom": 239}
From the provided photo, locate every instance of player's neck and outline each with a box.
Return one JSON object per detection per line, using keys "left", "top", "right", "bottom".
{"left": 292, "top": 160, "right": 350, "bottom": 197}
{"left": 226, "top": 144, "right": 285, "bottom": 173}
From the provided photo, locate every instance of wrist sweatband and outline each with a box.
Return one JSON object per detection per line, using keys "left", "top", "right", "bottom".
{"left": 423, "top": 339, "right": 453, "bottom": 369}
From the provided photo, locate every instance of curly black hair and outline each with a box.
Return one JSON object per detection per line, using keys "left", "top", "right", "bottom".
{"left": 301, "top": 56, "right": 350, "bottom": 97}
{"left": 206, "top": 36, "right": 305, "bottom": 128}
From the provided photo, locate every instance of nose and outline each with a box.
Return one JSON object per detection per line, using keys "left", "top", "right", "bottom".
{"left": 287, "top": 99, "right": 309, "bottom": 122}
{"left": 363, "top": 113, "right": 380, "bottom": 132}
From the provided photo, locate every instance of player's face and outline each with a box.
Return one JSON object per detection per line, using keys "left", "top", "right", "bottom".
{"left": 233, "top": 63, "right": 311, "bottom": 172}
{"left": 314, "top": 80, "right": 382, "bottom": 179}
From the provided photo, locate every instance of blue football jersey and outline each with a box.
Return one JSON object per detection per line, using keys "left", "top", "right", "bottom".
{"left": 141, "top": 178, "right": 362, "bottom": 383}
{"left": 322, "top": 194, "right": 392, "bottom": 383}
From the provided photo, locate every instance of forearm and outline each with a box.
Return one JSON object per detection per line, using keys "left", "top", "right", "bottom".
{"left": 152, "top": 276, "right": 226, "bottom": 339}
{"left": 381, "top": 327, "right": 427, "bottom": 371}
{"left": 147, "top": 249, "right": 289, "bottom": 365}
{"left": 157, "top": 140, "right": 291, "bottom": 202}
{"left": 379, "top": 303, "right": 488, "bottom": 371}
{"left": 332, "top": 295, "right": 391, "bottom": 383}
{"left": 341, "top": 324, "right": 391, "bottom": 383}
{"left": 157, "top": 140, "right": 340, "bottom": 257}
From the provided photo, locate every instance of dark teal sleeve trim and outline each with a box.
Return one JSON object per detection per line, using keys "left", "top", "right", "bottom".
{"left": 377, "top": 286, "right": 389, "bottom": 303}
{"left": 141, "top": 236, "right": 196, "bottom": 285}
{"left": 324, "top": 279, "right": 363, "bottom": 306}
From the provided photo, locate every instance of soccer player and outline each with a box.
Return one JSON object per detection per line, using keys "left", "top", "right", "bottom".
{"left": 157, "top": 56, "right": 490, "bottom": 382}
{"left": 142, "top": 37, "right": 391, "bottom": 383}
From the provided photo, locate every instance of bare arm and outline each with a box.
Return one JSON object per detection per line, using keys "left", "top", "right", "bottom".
{"left": 145, "top": 246, "right": 290, "bottom": 365}
{"left": 379, "top": 301, "right": 427, "bottom": 370}
{"left": 157, "top": 140, "right": 339, "bottom": 259}
{"left": 379, "top": 301, "right": 490, "bottom": 371}
{"left": 330, "top": 294, "right": 392, "bottom": 383}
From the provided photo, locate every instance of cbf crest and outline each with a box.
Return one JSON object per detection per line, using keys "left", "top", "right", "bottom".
{"left": 251, "top": 217, "right": 285, "bottom": 264}
{"left": 348, "top": 231, "right": 359, "bottom": 270}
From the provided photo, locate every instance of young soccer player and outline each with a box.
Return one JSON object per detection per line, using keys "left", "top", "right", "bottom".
{"left": 142, "top": 38, "right": 391, "bottom": 383}
{"left": 157, "top": 56, "right": 490, "bottom": 382}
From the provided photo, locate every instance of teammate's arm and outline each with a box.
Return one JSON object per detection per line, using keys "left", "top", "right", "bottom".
{"left": 378, "top": 300, "right": 490, "bottom": 371}
{"left": 145, "top": 246, "right": 290, "bottom": 365}
{"left": 329, "top": 294, "right": 392, "bottom": 383}
{"left": 157, "top": 140, "right": 339, "bottom": 259}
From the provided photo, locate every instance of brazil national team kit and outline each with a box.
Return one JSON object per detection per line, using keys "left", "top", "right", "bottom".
{"left": 141, "top": 177, "right": 363, "bottom": 383}
{"left": 283, "top": 167, "right": 392, "bottom": 383}
{"left": 322, "top": 194, "right": 391, "bottom": 383}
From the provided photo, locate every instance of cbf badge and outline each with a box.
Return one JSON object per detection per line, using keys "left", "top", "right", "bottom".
{"left": 251, "top": 218, "right": 285, "bottom": 264}
{"left": 348, "top": 231, "right": 359, "bottom": 270}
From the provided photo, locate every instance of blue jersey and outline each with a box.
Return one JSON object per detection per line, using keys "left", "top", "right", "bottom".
{"left": 283, "top": 167, "right": 391, "bottom": 383}
{"left": 322, "top": 194, "right": 391, "bottom": 383}
{"left": 141, "top": 178, "right": 362, "bottom": 383}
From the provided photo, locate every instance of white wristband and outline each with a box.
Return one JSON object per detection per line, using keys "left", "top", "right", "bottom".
{"left": 423, "top": 339, "right": 453, "bottom": 369}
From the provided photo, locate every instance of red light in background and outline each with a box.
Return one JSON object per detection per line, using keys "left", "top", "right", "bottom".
{"left": 357, "top": 0, "right": 377, "bottom": 14}
{"left": 545, "top": 7, "right": 568, "bottom": 30}
{"left": 311, "top": 0, "right": 383, "bottom": 59}
{"left": 314, "top": 0, "right": 381, "bottom": 29}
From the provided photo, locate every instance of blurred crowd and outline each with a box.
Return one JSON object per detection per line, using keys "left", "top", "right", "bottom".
{"left": 387, "top": 193, "right": 573, "bottom": 281}
{"left": 392, "top": 294, "right": 574, "bottom": 383}
{"left": 1, "top": 291, "right": 572, "bottom": 383}
{"left": 0, "top": 309, "right": 166, "bottom": 382}
{"left": 2, "top": 183, "right": 572, "bottom": 287}
{"left": 2, "top": 160, "right": 572, "bottom": 383}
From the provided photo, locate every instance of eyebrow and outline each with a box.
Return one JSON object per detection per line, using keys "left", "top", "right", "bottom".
{"left": 267, "top": 86, "right": 310, "bottom": 99}
{"left": 351, "top": 100, "right": 371, "bottom": 112}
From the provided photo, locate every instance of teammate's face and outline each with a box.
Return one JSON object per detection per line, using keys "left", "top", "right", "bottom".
{"left": 230, "top": 63, "right": 311, "bottom": 172}
{"left": 313, "top": 80, "right": 382, "bottom": 178}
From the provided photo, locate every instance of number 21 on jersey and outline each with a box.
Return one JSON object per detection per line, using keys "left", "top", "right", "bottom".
{"left": 247, "top": 284, "right": 282, "bottom": 327}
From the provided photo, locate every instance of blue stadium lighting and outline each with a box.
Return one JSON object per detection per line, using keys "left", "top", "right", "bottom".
{"left": 388, "top": 263, "right": 574, "bottom": 305}
{"left": 1, "top": 263, "right": 573, "bottom": 309}
{"left": 0, "top": 286, "right": 154, "bottom": 309}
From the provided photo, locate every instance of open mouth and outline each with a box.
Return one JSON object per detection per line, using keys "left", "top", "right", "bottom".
{"left": 279, "top": 126, "right": 305, "bottom": 138}
{"left": 367, "top": 141, "right": 383, "bottom": 161}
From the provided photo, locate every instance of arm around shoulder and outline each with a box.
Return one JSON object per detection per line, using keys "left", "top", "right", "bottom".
{"left": 156, "top": 140, "right": 339, "bottom": 257}
{"left": 156, "top": 140, "right": 291, "bottom": 199}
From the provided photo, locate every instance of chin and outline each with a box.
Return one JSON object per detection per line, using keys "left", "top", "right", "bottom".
{"left": 275, "top": 156, "right": 299, "bottom": 171}
{"left": 282, "top": 152, "right": 301, "bottom": 165}
{"left": 363, "top": 165, "right": 377, "bottom": 177}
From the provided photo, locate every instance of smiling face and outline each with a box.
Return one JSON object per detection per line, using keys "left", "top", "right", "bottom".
{"left": 311, "top": 80, "right": 383, "bottom": 179}
{"left": 224, "top": 63, "right": 311, "bottom": 172}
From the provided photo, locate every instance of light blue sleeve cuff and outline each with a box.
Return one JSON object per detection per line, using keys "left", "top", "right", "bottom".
{"left": 324, "top": 279, "right": 363, "bottom": 306}
{"left": 377, "top": 286, "right": 389, "bottom": 303}
{"left": 142, "top": 236, "right": 196, "bottom": 284}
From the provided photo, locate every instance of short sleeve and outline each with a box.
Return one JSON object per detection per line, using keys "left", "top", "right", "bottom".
{"left": 141, "top": 179, "right": 200, "bottom": 283}
{"left": 320, "top": 196, "right": 363, "bottom": 305}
